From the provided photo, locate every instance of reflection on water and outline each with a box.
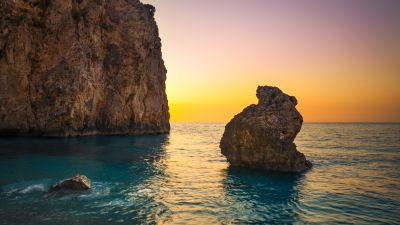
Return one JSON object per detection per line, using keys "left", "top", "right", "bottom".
{"left": 223, "top": 168, "right": 303, "bottom": 224}
{"left": 139, "top": 123, "right": 230, "bottom": 224}
{"left": 144, "top": 124, "right": 304, "bottom": 224}
{"left": 1, "top": 123, "right": 400, "bottom": 224}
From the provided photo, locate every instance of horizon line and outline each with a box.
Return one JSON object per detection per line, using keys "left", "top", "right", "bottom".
{"left": 170, "top": 121, "right": 400, "bottom": 124}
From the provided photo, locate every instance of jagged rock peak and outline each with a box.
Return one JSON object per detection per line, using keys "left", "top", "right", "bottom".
{"left": 256, "top": 86, "right": 298, "bottom": 107}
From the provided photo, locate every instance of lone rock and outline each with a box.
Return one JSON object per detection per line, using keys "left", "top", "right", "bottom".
{"left": 51, "top": 175, "right": 91, "bottom": 191}
{"left": 220, "top": 86, "right": 312, "bottom": 172}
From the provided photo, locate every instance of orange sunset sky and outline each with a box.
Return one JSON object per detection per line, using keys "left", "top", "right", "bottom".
{"left": 142, "top": 0, "right": 400, "bottom": 122}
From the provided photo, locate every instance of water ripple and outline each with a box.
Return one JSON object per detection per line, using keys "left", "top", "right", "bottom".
{"left": 0, "top": 123, "right": 400, "bottom": 224}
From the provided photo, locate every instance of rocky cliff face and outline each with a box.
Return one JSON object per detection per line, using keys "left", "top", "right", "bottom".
{"left": 220, "top": 86, "right": 312, "bottom": 172}
{"left": 0, "top": 0, "right": 169, "bottom": 136}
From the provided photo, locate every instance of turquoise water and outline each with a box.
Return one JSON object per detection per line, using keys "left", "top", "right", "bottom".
{"left": 0, "top": 123, "right": 399, "bottom": 224}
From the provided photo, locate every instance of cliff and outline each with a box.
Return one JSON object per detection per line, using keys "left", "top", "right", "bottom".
{"left": 0, "top": 0, "right": 170, "bottom": 136}
{"left": 220, "top": 86, "right": 312, "bottom": 172}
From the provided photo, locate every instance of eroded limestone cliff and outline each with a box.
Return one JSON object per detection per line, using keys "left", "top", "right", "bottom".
{"left": 220, "top": 86, "right": 312, "bottom": 172}
{"left": 0, "top": 0, "right": 169, "bottom": 136}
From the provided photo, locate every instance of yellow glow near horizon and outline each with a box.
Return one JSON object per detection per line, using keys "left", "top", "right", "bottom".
{"left": 143, "top": 0, "right": 400, "bottom": 122}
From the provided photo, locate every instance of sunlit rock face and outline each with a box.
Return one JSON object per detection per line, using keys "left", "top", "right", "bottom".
{"left": 0, "top": 0, "right": 169, "bottom": 136}
{"left": 220, "top": 86, "right": 312, "bottom": 172}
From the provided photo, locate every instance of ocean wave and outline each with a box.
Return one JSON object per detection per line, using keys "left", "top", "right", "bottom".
{"left": 2, "top": 182, "right": 48, "bottom": 196}
{"left": 19, "top": 184, "right": 46, "bottom": 194}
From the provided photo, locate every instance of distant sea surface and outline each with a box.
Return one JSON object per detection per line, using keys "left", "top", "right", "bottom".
{"left": 0, "top": 123, "right": 399, "bottom": 224}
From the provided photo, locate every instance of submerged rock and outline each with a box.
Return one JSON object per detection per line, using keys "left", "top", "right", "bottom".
{"left": 0, "top": 0, "right": 169, "bottom": 136}
{"left": 220, "top": 86, "right": 312, "bottom": 172}
{"left": 50, "top": 175, "right": 91, "bottom": 191}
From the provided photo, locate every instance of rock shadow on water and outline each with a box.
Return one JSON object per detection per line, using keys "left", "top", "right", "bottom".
{"left": 0, "top": 134, "right": 170, "bottom": 185}
{"left": 0, "top": 134, "right": 169, "bottom": 163}
{"left": 222, "top": 166, "right": 305, "bottom": 224}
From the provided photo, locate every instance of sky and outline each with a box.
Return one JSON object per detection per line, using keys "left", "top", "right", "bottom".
{"left": 141, "top": 0, "right": 400, "bottom": 122}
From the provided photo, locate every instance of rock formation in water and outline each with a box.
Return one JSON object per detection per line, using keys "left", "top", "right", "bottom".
{"left": 50, "top": 175, "right": 91, "bottom": 191}
{"left": 220, "top": 86, "right": 312, "bottom": 172}
{"left": 0, "top": 0, "right": 169, "bottom": 136}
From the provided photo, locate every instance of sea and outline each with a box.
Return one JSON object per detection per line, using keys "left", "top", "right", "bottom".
{"left": 0, "top": 123, "right": 399, "bottom": 224}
